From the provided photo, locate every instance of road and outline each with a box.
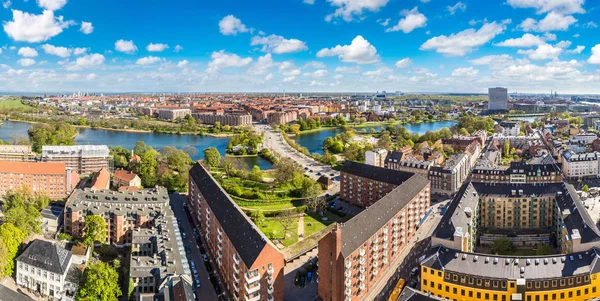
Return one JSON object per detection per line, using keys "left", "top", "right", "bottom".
{"left": 255, "top": 124, "right": 340, "bottom": 194}
{"left": 169, "top": 194, "right": 220, "bottom": 301}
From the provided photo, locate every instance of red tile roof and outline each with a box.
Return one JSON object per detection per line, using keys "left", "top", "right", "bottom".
{"left": 113, "top": 169, "right": 139, "bottom": 182}
{"left": 90, "top": 168, "right": 110, "bottom": 190}
{"left": 0, "top": 161, "right": 66, "bottom": 175}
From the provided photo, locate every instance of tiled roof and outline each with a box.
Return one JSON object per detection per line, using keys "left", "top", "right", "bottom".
{"left": 90, "top": 167, "right": 110, "bottom": 190}
{"left": 0, "top": 161, "right": 66, "bottom": 175}
{"left": 114, "top": 169, "right": 139, "bottom": 182}
{"left": 16, "top": 239, "right": 72, "bottom": 275}
{"left": 341, "top": 161, "right": 414, "bottom": 185}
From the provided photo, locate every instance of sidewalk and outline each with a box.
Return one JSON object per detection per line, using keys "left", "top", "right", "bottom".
{"left": 298, "top": 215, "right": 305, "bottom": 241}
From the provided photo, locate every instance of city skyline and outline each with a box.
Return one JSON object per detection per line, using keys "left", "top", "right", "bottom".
{"left": 0, "top": 0, "right": 599, "bottom": 93}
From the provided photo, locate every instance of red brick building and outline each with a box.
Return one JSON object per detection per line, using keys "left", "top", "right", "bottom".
{"left": 340, "top": 161, "right": 416, "bottom": 207}
{"left": 318, "top": 165, "right": 430, "bottom": 301}
{"left": 0, "top": 161, "right": 79, "bottom": 199}
{"left": 188, "top": 163, "right": 284, "bottom": 301}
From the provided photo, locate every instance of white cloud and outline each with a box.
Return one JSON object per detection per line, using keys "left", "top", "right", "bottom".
{"left": 520, "top": 12, "right": 577, "bottom": 32}
{"left": 3, "top": 10, "right": 72, "bottom": 43}
{"left": 17, "top": 58, "right": 35, "bottom": 66}
{"left": 136, "top": 56, "right": 162, "bottom": 65}
{"left": 264, "top": 73, "right": 273, "bottom": 81}
{"left": 325, "top": 0, "right": 389, "bottom": 22}
{"left": 506, "top": 0, "right": 585, "bottom": 15}
{"left": 395, "top": 58, "right": 413, "bottom": 68}
{"left": 377, "top": 18, "right": 391, "bottom": 26}
{"left": 250, "top": 34, "right": 308, "bottom": 54}
{"left": 386, "top": 7, "right": 427, "bottom": 33}
{"left": 37, "top": 0, "right": 67, "bottom": 11}
{"left": 86, "top": 73, "right": 96, "bottom": 80}
{"left": 67, "top": 53, "right": 105, "bottom": 70}
{"left": 495, "top": 33, "right": 545, "bottom": 47}
{"left": 517, "top": 43, "right": 563, "bottom": 60}
{"left": 303, "top": 61, "right": 327, "bottom": 69}
{"left": 41, "top": 44, "right": 70, "bottom": 57}
{"left": 177, "top": 60, "right": 189, "bottom": 68}
{"left": 18, "top": 47, "right": 38, "bottom": 57}
{"left": 543, "top": 32, "right": 557, "bottom": 41}
{"left": 248, "top": 53, "right": 277, "bottom": 75}
{"left": 73, "top": 47, "right": 87, "bottom": 55}
{"left": 317, "top": 35, "right": 379, "bottom": 64}
{"left": 309, "top": 69, "right": 329, "bottom": 78}
{"left": 566, "top": 45, "right": 585, "bottom": 54}
{"left": 219, "top": 15, "right": 249, "bottom": 35}
{"left": 584, "top": 21, "right": 598, "bottom": 28}
{"left": 555, "top": 40, "right": 571, "bottom": 48}
{"left": 174, "top": 45, "right": 183, "bottom": 52}
{"left": 363, "top": 67, "right": 392, "bottom": 76}
{"left": 420, "top": 21, "right": 508, "bottom": 56}
{"left": 206, "top": 50, "right": 253, "bottom": 73}
{"left": 80, "top": 21, "right": 93, "bottom": 34}
{"left": 335, "top": 66, "right": 361, "bottom": 73}
{"left": 279, "top": 61, "right": 301, "bottom": 76}
{"left": 2, "top": 1, "right": 11, "bottom": 9}
{"left": 283, "top": 76, "right": 296, "bottom": 82}
{"left": 304, "top": 0, "right": 315, "bottom": 4}
{"left": 451, "top": 66, "right": 479, "bottom": 76}
{"left": 146, "top": 43, "right": 169, "bottom": 52}
{"left": 447, "top": 2, "right": 466, "bottom": 15}
{"left": 115, "top": 39, "right": 137, "bottom": 54}
{"left": 589, "top": 44, "right": 600, "bottom": 65}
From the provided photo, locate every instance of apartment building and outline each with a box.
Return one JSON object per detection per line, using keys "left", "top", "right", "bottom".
{"left": 488, "top": 87, "right": 508, "bottom": 111}
{"left": 420, "top": 246, "right": 600, "bottom": 301}
{"left": 0, "top": 161, "right": 79, "bottom": 199}
{"left": 16, "top": 240, "right": 73, "bottom": 299}
{"left": 317, "top": 170, "right": 430, "bottom": 301}
{"left": 340, "top": 161, "right": 417, "bottom": 207}
{"left": 472, "top": 161, "right": 563, "bottom": 184}
{"left": 157, "top": 108, "right": 191, "bottom": 120}
{"left": 64, "top": 187, "right": 170, "bottom": 247}
{"left": 194, "top": 113, "right": 252, "bottom": 127}
{"left": 388, "top": 158, "right": 434, "bottom": 178}
{"left": 129, "top": 206, "right": 191, "bottom": 299}
{"left": 41, "top": 145, "right": 113, "bottom": 175}
{"left": 561, "top": 151, "right": 600, "bottom": 179}
{"left": 0, "top": 145, "right": 36, "bottom": 162}
{"left": 428, "top": 154, "right": 470, "bottom": 196}
{"left": 497, "top": 121, "right": 520, "bottom": 136}
{"left": 112, "top": 169, "right": 142, "bottom": 188}
{"left": 267, "top": 111, "right": 298, "bottom": 125}
{"left": 365, "top": 149, "right": 388, "bottom": 167}
{"left": 188, "top": 163, "right": 284, "bottom": 301}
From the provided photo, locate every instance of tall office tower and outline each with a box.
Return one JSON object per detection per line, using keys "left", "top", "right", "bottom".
{"left": 488, "top": 87, "right": 508, "bottom": 111}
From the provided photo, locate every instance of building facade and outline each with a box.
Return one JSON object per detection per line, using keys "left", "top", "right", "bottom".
{"left": 16, "top": 240, "right": 72, "bottom": 299}
{"left": 41, "top": 145, "right": 113, "bottom": 175}
{"left": 561, "top": 151, "right": 600, "bottom": 179}
{"left": 194, "top": 113, "right": 253, "bottom": 127}
{"left": 488, "top": 87, "right": 508, "bottom": 111}
{"left": 365, "top": 149, "right": 388, "bottom": 167}
{"left": 64, "top": 187, "right": 170, "bottom": 247}
{"left": 471, "top": 161, "right": 563, "bottom": 184}
{"left": 318, "top": 170, "right": 430, "bottom": 301}
{"left": 0, "top": 145, "right": 36, "bottom": 162}
{"left": 112, "top": 169, "right": 142, "bottom": 188}
{"left": 188, "top": 163, "right": 284, "bottom": 301}
{"left": 157, "top": 108, "right": 191, "bottom": 120}
{"left": 0, "top": 161, "right": 79, "bottom": 199}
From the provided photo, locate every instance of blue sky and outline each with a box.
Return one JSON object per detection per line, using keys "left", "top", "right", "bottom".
{"left": 0, "top": 0, "right": 599, "bottom": 93}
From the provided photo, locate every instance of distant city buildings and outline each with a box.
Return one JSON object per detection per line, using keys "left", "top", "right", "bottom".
{"left": 41, "top": 145, "right": 113, "bottom": 175}
{"left": 0, "top": 161, "right": 79, "bottom": 199}
{"left": 193, "top": 113, "right": 252, "bottom": 127}
{"left": 488, "top": 87, "right": 508, "bottom": 111}
{"left": 157, "top": 108, "right": 192, "bottom": 120}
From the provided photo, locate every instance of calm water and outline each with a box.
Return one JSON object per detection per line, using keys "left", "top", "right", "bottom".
{"left": 291, "top": 120, "right": 457, "bottom": 155}
{"left": 0, "top": 120, "right": 272, "bottom": 170}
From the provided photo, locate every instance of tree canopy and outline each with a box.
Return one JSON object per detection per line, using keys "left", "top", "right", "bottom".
{"left": 83, "top": 215, "right": 107, "bottom": 246}
{"left": 203, "top": 147, "right": 221, "bottom": 168}
{"left": 28, "top": 122, "right": 77, "bottom": 153}
{"left": 77, "top": 261, "right": 122, "bottom": 301}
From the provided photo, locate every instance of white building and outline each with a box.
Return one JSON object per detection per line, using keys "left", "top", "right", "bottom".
{"left": 571, "top": 133, "right": 598, "bottom": 145}
{"left": 365, "top": 149, "right": 388, "bottom": 167}
{"left": 498, "top": 121, "right": 519, "bottom": 136}
{"left": 561, "top": 151, "right": 600, "bottom": 179}
{"left": 488, "top": 87, "right": 508, "bottom": 111}
{"left": 16, "top": 240, "right": 73, "bottom": 299}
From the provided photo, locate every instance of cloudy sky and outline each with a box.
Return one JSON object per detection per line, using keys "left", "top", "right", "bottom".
{"left": 0, "top": 0, "right": 599, "bottom": 93}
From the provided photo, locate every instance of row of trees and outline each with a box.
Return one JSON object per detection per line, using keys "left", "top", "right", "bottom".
{"left": 133, "top": 141, "right": 192, "bottom": 192}
{"left": 28, "top": 122, "right": 77, "bottom": 152}
{"left": 226, "top": 131, "right": 263, "bottom": 155}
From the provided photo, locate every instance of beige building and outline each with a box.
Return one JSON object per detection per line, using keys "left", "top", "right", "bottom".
{"left": 157, "top": 108, "right": 191, "bottom": 120}
{"left": 41, "top": 145, "right": 113, "bottom": 175}
{"left": 0, "top": 145, "right": 36, "bottom": 162}
{"left": 194, "top": 113, "right": 252, "bottom": 127}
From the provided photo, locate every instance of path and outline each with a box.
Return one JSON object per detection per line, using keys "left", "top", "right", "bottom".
{"left": 298, "top": 215, "right": 305, "bottom": 241}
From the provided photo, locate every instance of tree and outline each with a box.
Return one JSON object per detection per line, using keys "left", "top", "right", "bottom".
{"left": 458, "top": 128, "right": 470, "bottom": 136}
{"left": 2, "top": 187, "right": 48, "bottom": 234}
{"left": 203, "top": 147, "right": 221, "bottom": 168}
{"left": 28, "top": 122, "right": 77, "bottom": 153}
{"left": 536, "top": 244, "right": 552, "bottom": 255}
{"left": 490, "top": 238, "right": 514, "bottom": 255}
{"left": 303, "top": 179, "right": 324, "bottom": 212}
{"left": 134, "top": 141, "right": 148, "bottom": 157}
{"left": 250, "top": 165, "right": 262, "bottom": 182}
{"left": 83, "top": 215, "right": 107, "bottom": 246}
{"left": 343, "top": 143, "right": 362, "bottom": 161}
{"left": 274, "top": 157, "right": 303, "bottom": 184}
{"left": 278, "top": 211, "right": 296, "bottom": 239}
{"left": 503, "top": 140, "right": 510, "bottom": 158}
{"left": 376, "top": 133, "right": 393, "bottom": 150}
{"left": 250, "top": 210, "right": 265, "bottom": 226}
{"left": 139, "top": 149, "right": 158, "bottom": 187}
{"left": 77, "top": 261, "right": 122, "bottom": 301}
{"left": 289, "top": 124, "right": 301, "bottom": 135}
{"left": 182, "top": 145, "right": 199, "bottom": 158}
{"left": 0, "top": 223, "right": 28, "bottom": 277}
{"left": 582, "top": 185, "right": 590, "bottom": 193}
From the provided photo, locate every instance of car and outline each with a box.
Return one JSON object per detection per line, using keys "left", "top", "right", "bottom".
{"left": 192, "top": 268, "right": 198, "bottom": 277}
{"left": 299, "top": 275, "right": 306, "bottom": 287}
{"left": 190, "top": 260, "right": 195, "bottom": 268}
{"left": 202, "top": 254, "right": 209, "bottom": 262}
{"left": 182, "top": 232, "right": 187, "bottom": 239}
{"left": 307, "top": 271, "right": 313, "bottom": 282}
{"left": 200, "top": 246, "right": 206, "bottom": 254}
{"left": 195, "top": 279, "right": 201, "bottom": 289}
{"left": 304, "top": 167, "right": 308, "bottom": 170}
{"left": 316, "top": 172, "right": 322, "bottom": 176}
{"left": 330, "top": 173, "right": 335, "bottom": 176}
{"left": 185, "top": 245, "right": 191, "bottom": 254}
{"left": 193, "top": 228, "right": 197, "bottom": 234}
{"left": 408, "top": 280, "right": 418, "bottom": 288}
{"left": 204, "top": 261, "right": 213, "bottom": 272}
{"left": 410, "top": 267, "right": 419, "bottom": 276}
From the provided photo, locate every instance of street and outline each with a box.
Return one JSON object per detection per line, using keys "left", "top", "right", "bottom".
{"left": 255, "top": 124, "right": 340, "bottom": 194}
{"left": 169, "top": 194, "right": 221, "bottom": 301}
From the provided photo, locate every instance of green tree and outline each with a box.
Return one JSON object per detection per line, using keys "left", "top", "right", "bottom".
{"left": 77, "top": 261, "right": 122, "bottom": 301}
{"left": 582, "top": 185, "right": 590, "bottom": 193}
{"left": 2, "top": 187, "right": 48, "bottom": 234}
{"left": 0, "top": 223, "right": 28, "bottom": 277}
{"left": 536, "top": 244, "right": 552, "bottom": 255}
{"left": 250, "top": 210, "right": 265, "bottom": 226}
{"left": 133, "top": 141, "right": 148, "bottom": 157}
{"left": 203, "top": 147, "right": 221, "bottom": 168}
{"left": 139, "top": 149, "right": 159, "bottom": 187}
{"left": 28, "top": 122, "right": 77, "bottom": 153}
{"left": 376, "top": 133, "right": 393, "bottom": 150}
{"left": 503, "top": 140, "right": 510, "bottom": 158}
{"left": 83, "top": 215, "right": 107, "bottom": 246}
{"left": 458, "top": 128, "right": 470, "bottom": 136}
{"left": 250, "top": 165, "right": 262, "bottom": 182}
{"left": 289, "top": 124, "right": 301, "bottom": 135}
{"left": 490, "top": 238, "right": 514, "bottom": 255}
{"left": 343, "top": 143, "right": 362, "bottom": 161}
{"left": 303, "top": 179, "right": 324, "bottom": 212}
{"left": 274, "top": 157, "right": 303, "bottom": 184}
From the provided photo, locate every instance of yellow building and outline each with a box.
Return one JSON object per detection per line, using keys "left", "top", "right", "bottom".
{"left": 420, "top": 247, "right": 600, "bottom": 301}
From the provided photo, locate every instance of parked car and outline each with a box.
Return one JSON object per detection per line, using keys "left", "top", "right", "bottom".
{"left": 299, "top": 275, "right": 306, "bottom": 287}
{"left": 185, "top": 245, "right": 191, "bottom": 254}
{"left": 193, "top": 268, "right": 198, "bottom": 277}
{"left": 202, "top": 254, "right": 209, "bottom": 262}
{"left": 182, "top": 232, "right": 187, "bottom": 239}
{"left": 190, "top": 260, "right": 195, "bottom": 268}
{"left": 410, "top": 267, "right": 419, "bottom": 276}
{"left": 307, "top": 271, "right": 313, "bottom": 282}
{"left": 195, "top": 279, "right": 201, "bottom": 289}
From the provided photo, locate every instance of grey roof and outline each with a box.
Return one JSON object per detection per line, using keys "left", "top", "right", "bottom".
{"left": 16, "top": 239, "right": 72, "bottom": 275}
{"left": 422, "top": 246, "right": 600, "bottom": 280}
{"left": 340, "top": 173, "right": 429, "bottom": 257}
{"left": 189, "top": 163, "right": 272, "bottom": 268}
{"left": 42, "top": 145, "right": 110, "bottom": 157}
{"left": 341, "top": 160, "right": 415, "bottom": 185}
{"left": 472, "top": 182, "right": 562, "bottom": 198}
{"left": 433, "top": 182, "right": 479, "bottom": 240}
{"left": 556, "top": 184, "right": 600, "bottom": 244}
{"left": 0, "top": 284, "right": 34, "bottom": 301}
{"left": 396, "top": 287, "right": 442, "bottom": 301}
{"left": 41, "top": 204, "right": 64, "bottom": 220}
{"left": 66, "top": 187, "right": 170, "bottom": 216}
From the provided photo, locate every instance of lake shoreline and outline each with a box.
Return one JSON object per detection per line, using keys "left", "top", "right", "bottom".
{"left": 295, "top": 119, "right": 455, "bottom": 136}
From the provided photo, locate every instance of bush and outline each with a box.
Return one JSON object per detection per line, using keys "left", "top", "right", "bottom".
{"left": 57, "top": 232, "right": 73, "bottom": 241}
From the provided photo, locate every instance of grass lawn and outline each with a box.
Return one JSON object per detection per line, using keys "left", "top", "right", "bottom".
{"left": 304, "top": 211, "right": 342, "bottom": 237}
{"left": 236, "top": 199, "right": 303, "bottom": 211}
{"left": 0, "top": 99, "right": 30, "bottom": 109}
{"left": 260, "top": 218, "right": 298, "bottom": 247}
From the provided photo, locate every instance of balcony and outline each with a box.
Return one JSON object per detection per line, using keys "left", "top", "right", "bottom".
{"left": 383, "top": 243, "right": 388, "bottom": 249}
{"left": 359, "top": 274, "right": 366, "bottom": 282}
{"left": 383, "top": 228, "right": 389, "bottom": 234}
{"left": 233, "top": 263, "right": 241, "bottom": 274}
{"left": 217, "top": 235, "right": 223, "bottom": 244}
{"left": 359, "top": 283, "right": 366, "bottom": 291}
{"left": 233, "top": 282, "right": 240, "bottom": 292}
{"left": 359, "top": 258, "right": 366, "bottom": 266}
{"left": 345, "top": 279, "right": 352, "bottom": 287}
{"left": 345, "top": 260, "right": 352, "bottom": 268}
{"left": 267, "top": 285, "right": 274, "bottom": 295}
{"left": 373, "top": 253, "right": 379, "bottom": 259}
{"left": 267, "top": 264, "right": 273, "bottom": 276}
{"left": 245, "top": 270, "right": 260, "bottom": 283}
{"left": 233, "top": 271, "right": 240, "bottom": 282}
{"left": 372, "top": 237, "right": 379, "bottom": 244}
{"left": 245, "top": 282, "right": 261, "bottom": 294}
{"left": 268, "top": 295, "right": 274, "bottom": 301}
{"left": 345, "top": 269, "right": 352, "bottom": 277}
{"left": 373, "top": 269, "right": 378, "bottom": 276}
{"left": 359, "top": 248, "right": 366, "bottom": 256}
{"left": 233, "top": 254, "right": 241, "bottom": 265}
{"left": 383, "top": 250, "right": 388, "bottom": 257}
{"left": 218, "top": 227, "right": 223, "bottom": 235}
{"left": 345, "top": 288, "right": 352, "bottom": 296}
{"left": 267, "top": 275, "right": 274, "bottom": 286}
{"left": 373, "top": 261, "right": 379, "bottom": 268}
{"left": 383, "top": 258, "right": 389, "bottom": 265}
{"left": 373, "top": 245, "right": 379, "bottom": 252}
{"left": 244, "top": 293, "right": 260, "bottom": 301}
{"left": 359, "top": 266, "right": 366, "bottom": 274}
{"left": 383, "top": 236, "right": 388, "bottom": 242}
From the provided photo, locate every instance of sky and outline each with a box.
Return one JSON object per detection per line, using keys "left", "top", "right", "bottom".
{"left": 0, "top": 0, "right": 599, "bottom": 94}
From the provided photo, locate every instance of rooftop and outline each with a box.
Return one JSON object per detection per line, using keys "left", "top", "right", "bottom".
{"left": 0, "top": 161, "right": 67, "bottom": 175}
{"left": 16, "top": 239, "right": 72, "bottom": 275}
{"left": 341, "top": 160, "right": 415, "bottom": 185}
{"left": 42, "top": 145, "right": 110, "bottom": 157}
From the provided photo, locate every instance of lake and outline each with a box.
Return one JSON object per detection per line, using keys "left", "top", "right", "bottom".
{"left": 0, "top": 120, "right": 272, "bottom": 170}
{"left": 291, "top": 120, "right": 457, "bottom": 155}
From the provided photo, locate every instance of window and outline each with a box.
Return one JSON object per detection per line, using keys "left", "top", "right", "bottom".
{"left": 446, "top": 286, "right": 449, "bottom": 293}
{"left": 453, "top": 275, "right": 458, "bottom": 281}
{"left": 568, "top": 292, "right": 572, "bottom": 298}
{"left": 461, "top": 289, "right": 465, "bottom": 296}
{"left": 552, "top": 294, "right": 556, "bottom": 300}
{"left": 453, "top": 288, "right": 457, "bottom": 294}
{"left": 493, "top": 294, "right": 498, "bottom": 301}
{"left": 560, "top": 293, "right": 564, "bottom": 299}
{"left": 585, "top": 288, "right": 589, "bottom": 295}
{"left": 424, "top": 280, "right": 428, "bottom": 286}
{"left": 469, "top": 291, "right": 473, "bottom": 297}
{"left": 485, "top": 293, "right": 489, "bottom": 300}
{"left": 438, "top": 271, "right": 442, "bottom": 277}
{"left": 510, "top": 282, "right": 515, "bottom": 288}
{"left": 527, "top": 297, "right": 531, "bottom": 301}
{"left": 469, "top": 278, "right": 474, "bottom": 284}
{"left": 576, "top": 290, "right": 580, "bottom": 297}
{"left": 552, "top": 280, "right": 557, "bottom": 287}
{"left": 477, "top": 292, "right": 481, "bottom": 299}
{"left": 568, "top": 279, "right": 574, "bottom": 285}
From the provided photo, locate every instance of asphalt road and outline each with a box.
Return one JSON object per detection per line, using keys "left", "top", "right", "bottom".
{"left": 170, "top": 194, "right": 220, "bottom": 301}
